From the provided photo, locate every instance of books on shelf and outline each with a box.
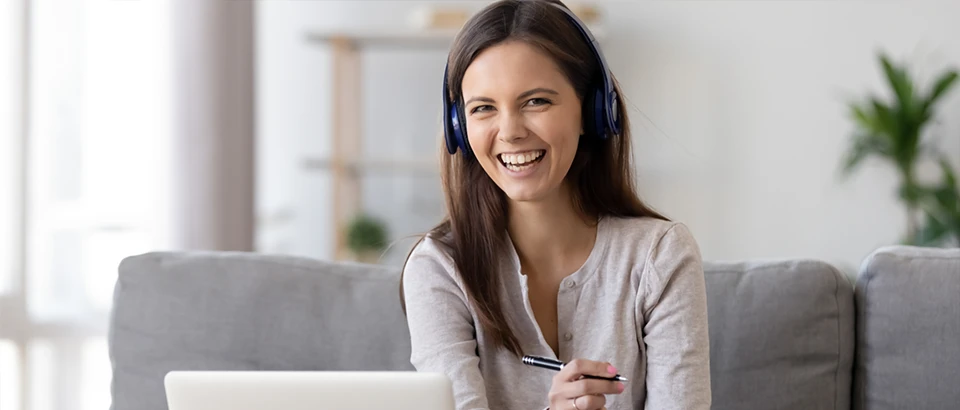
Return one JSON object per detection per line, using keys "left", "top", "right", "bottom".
{"left": 408, "top": 3, "right": 600, "bottom": 30}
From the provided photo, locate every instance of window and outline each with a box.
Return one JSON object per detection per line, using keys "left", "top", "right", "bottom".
{"left": 1, "top": 0, "right": 23, "bottom": 298}
{"left": 1, "top": 0, "right": 26, "bottom": 408}
{"left": 2, "top": 0, "right": 173, "bottom": 408}
{"left": 0, "top": 341, "right": 21, "bottom": 410}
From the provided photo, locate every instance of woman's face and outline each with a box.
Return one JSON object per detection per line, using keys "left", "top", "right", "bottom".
{"left": 461, "top": 40, "right": 582, "bottom": 204}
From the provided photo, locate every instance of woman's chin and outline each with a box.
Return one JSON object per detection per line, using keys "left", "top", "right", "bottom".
{"left": 501, "top": 184, "right": 549, "bottom": 204}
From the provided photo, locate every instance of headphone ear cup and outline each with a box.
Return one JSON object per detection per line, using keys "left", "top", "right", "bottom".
{"left": 581, "top": 89, "right": 596, "bottom": 138}
{"left": 450, "top": 102, "right": 471, "bottom": 156}
{"left": 608, "top": 90, "right": 620, "bottom": 137}
{"left": 443, "top": 102, "right": 457, "bottom": 155}
{"left": 584, "top": 88, "right": 606, "bottom": 139}
{"left": 594, "top": 88, "right": 608, "bottom": 139}
{"left": 457, "top": 105, "right": 472, "bottom": 156}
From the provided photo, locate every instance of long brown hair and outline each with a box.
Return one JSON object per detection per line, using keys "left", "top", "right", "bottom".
{"left": 400, "top": 0, "right": 668, "bottom": 357}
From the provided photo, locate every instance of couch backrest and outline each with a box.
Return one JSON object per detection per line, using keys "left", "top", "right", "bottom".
{"left": 108, "top": 251, "right": 413, "bottom": 410}
{"left": 112, "top": 247, "right": 959, "bottom": 410}
{"left": 853, "top": 245, "right": 960, "bottom": 410}
{"left": 703, "top": 259, "right": 855, "bottom": 410}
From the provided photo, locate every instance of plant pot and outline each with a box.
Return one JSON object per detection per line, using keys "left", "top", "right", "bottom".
{"left": 351, "top": 249, "right": 382, "bottom": 264}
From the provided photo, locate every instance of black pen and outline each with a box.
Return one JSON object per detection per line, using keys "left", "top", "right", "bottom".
{"left": 522, "top": 355, "right": 628, "bottom": 382}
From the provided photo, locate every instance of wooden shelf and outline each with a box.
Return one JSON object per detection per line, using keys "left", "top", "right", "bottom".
{"left": 306, "top": 25, "right": 605, "bottom": 50}
{"left": 305, "top": 29, "right": 459, "bottom": 49}
{"left": 302, "top": 157, "right": 438, "bottom": 175}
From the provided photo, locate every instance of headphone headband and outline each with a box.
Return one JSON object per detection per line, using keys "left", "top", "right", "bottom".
{"left": 443, "top": 1, "right": 620, "bottom": 156}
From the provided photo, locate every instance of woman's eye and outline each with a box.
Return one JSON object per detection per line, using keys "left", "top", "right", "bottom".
{"left": 527, "top": 98, "right": 551, "bottom": 107}
{"left": 470, "top": 105, "right": 493, "bottom": 114}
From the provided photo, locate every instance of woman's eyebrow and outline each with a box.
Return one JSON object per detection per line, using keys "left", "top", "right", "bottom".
{"left": 465, "top": 96, "right": 495, "bottom": 106}
{"left": 465, "top": 88, "right": 559, "bottom": 106}
{"left": 517, "top": 87, "right": 559, "bottom": 100}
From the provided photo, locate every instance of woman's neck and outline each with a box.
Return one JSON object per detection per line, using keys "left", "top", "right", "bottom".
{"left": 507, "top": 184, "right": 598, "bottom": 279}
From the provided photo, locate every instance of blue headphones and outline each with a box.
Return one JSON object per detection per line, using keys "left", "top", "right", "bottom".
{"left": 442, "top": 2, "right": 621, "bottom": 157}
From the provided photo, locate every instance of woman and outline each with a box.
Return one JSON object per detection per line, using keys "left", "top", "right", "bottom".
{"left": 401, "top": 1, "right": 711, "bottom": 409}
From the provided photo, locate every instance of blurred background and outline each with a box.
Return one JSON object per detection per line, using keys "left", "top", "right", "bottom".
{"left": 1, "top": 0, "right": 958, "bottom": 409}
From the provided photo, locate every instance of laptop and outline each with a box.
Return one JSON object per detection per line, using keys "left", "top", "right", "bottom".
{"left": 165, "top": 371, "right": 455, "bottom": 410}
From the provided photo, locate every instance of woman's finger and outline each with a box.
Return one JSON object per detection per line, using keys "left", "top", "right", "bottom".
{"left": 572, "top": 394, "right": 606, "bottom": 410}
{"left": 561, "top": 378, "right": 624, "bottom": 398}
{"left": 556, "top": 358, "right": 617, "bottom": 382}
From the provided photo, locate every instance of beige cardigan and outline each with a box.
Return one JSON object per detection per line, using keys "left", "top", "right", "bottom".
{"left": 401, "top": 216, "right": 711, "bottom": 410}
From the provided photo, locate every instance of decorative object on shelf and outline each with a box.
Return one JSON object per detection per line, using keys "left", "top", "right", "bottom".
{"left": 839, "top": 51, "right": 959, "bottom": 247}
{"left": 409, "top": 7, "right": 470, "bottom": 30}
{"left": 407, "top": 3, "right": 600, "bottom": 31}
{"left": 345, "top": 213, "right": 389, "bottom": 264}
{"left": 568, "top": 3, "right": 600, "bottom": 24}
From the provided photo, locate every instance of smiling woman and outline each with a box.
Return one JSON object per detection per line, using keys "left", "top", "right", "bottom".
{"left": 461, "top": 41, "right": 584, "bottom": 203}
{"left": 400, "top": 1, "right": 711, "bottom": 410}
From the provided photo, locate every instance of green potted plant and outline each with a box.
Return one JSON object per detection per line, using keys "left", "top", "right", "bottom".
{"left": 840, "top": 51, "right": 959, "bottom": 246}
{"left": 345, "top": 213, "right": 389, "bottom": 263}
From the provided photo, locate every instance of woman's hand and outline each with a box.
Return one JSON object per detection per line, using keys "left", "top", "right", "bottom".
{"left": 547, "top": 359, "right": 625, "bottom": 410}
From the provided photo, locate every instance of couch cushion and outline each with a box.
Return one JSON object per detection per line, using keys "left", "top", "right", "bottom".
{"left": 704, "top": 259, "right": 854, "bottom": 410}
{"left": 854, "top": 245, "right": 960, "bottom": 410}
{"left": 108, "top": 251, "right": 413, "bottom": 410}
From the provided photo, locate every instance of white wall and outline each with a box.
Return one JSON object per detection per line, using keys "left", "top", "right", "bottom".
{"left": 256, "top": 0, "right": 960, "bottom": 276}
{"left": 604, "top": 0, "right": 960, "bottom": 275}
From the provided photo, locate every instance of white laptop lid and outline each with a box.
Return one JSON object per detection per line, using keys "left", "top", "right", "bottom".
{"left": 165, "top": 371, "right": 455, "bottom": 410}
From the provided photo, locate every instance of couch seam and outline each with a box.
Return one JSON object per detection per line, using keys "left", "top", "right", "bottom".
{"left": 877, "top": 250, "right": 959, "bottom": 261}
{"left": 832, "top": 266, "right": 841, "bottom": 410}
{"left": 854, "top": 264, "right": 876, "bottom": 410}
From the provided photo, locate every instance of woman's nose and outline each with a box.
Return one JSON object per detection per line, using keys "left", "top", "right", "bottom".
{"left": 497, "top": 112, "right": 528, "bottom": 143}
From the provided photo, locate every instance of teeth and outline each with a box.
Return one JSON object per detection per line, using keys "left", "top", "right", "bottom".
{"left": 500, "top": 150, "right": 543, "bottom": 166}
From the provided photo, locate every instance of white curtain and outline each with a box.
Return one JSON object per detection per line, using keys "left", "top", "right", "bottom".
{"left": 168, "top": 0, "right": 256, "bottom": 251}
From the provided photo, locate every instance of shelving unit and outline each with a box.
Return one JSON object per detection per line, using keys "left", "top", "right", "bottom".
{"left": 304, "top": 29, "right": 457, "bottom": 261}
{"left": 304, "top": 4, "right": 604, "bottom": 261}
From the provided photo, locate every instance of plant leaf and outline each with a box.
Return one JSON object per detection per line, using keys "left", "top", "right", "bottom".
{"left": 923, "top": 70, "right": 959, "bottom": 113}
{"left": 913, "top": 211, "right": 949, "bottom": 246}
{"left": 840, "top": 133, "right": 889, "bottom": 177}
{"left": 868, "top": 98, "right": 911, "bottom": 170}
{"left": 937, "top": 157, "right": 958, "bottom": 193}
{"left": 918, "top": 70, "right": 959, "bottom": 141}
{"left": 850, "top": 103, "right": 883, "bottom": 135}
{"left": 869, "top": 98, "right": 897, "bottom": 138}
{"left": 880, "top": 54, "right": 914, "bottom": 118}
{"left": 915, "top": 157, "right": 960, "bottom": 244}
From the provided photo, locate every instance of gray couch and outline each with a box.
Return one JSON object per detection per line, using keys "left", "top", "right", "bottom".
{"left": 108, "top": 246, "right": 960, "bottom": 410}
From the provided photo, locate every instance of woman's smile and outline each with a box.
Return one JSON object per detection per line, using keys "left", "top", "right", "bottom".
{"left": 498, "top": 149, "right": 547, "bottom": 176}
